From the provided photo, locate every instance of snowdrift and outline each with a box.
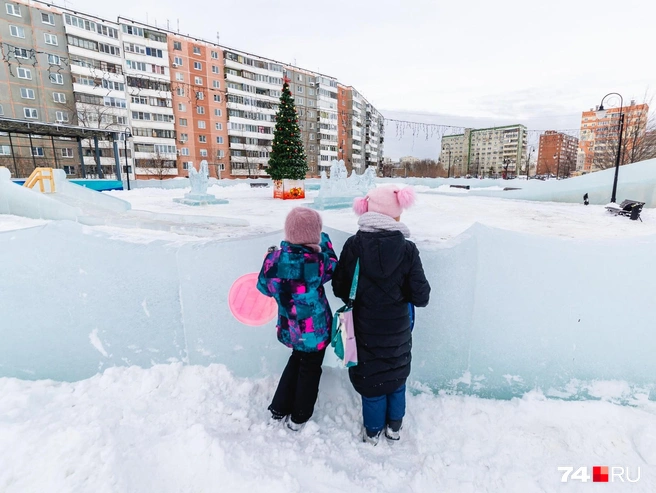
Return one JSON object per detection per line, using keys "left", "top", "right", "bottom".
{"left": 1, "top": 221, "right": 654, "bottom": 401}
{"left": 404, "top": 158, "right": 656, "bottom": 207}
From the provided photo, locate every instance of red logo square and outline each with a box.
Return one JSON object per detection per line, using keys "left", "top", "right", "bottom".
{"left": 593, "top": 466, "right": 609, "bottom": 483}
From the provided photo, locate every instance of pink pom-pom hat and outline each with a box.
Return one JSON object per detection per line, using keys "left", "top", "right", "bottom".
{"left": 353, "top": 185, "right": 416, "bottom": 218}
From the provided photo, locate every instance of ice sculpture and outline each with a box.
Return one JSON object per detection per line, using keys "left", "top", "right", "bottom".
{"left": 2, "top": 222, "right": 656, "bottom": 402}
{"left": 310, "top": 160, "right": 376, "bottom": 210}
{"left": 173, "top": 161, "right": 228, "bottom": 206}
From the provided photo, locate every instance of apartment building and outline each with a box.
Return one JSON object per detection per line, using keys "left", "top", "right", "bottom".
{"left": 536, "top": 131, "right": 579, "bottom": 177}
{"left": 117, "top": 18, "right": 176, "bottom": 179}
{"left": 223, "top": 49, "right": 284, "bottom": 177}
{"left": 364, "top": 102, "right": 384, "bottom": 169}
{"left": 579, "top": 101, "right": 649, "bottom": 173}
{"left": 168, "top": 34, "right": 229, "bottom": 178}
{"left": 63, "top": 10, "right": 129, "bottom": 178}
{"left": 1, "top": 0, "right": 384, "bottom": 180}
{"left": 440, "top": 125, "right": 528, "bottom": 177}
{"left": 284, "top": 67, "right": 320, "bottom": 175}
{"left": 0, "top": 1, "right": 79, "bottom": 173}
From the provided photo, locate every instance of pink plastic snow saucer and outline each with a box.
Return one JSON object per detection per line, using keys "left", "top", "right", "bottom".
{"left": 228, "top": 273, "right": 277, "bottom": 326}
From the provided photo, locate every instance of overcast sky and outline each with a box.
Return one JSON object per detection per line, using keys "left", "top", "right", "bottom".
{"left": 60, "top": 0, "right": 655, "bottom": 158}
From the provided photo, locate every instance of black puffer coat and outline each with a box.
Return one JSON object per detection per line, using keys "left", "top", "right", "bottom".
{"left": 332, "top": 229, "right": 430, "bottom": 397}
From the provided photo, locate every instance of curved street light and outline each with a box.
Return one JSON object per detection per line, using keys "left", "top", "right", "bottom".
{"left": 596, "top": 92, "right": 624, "bottom": 203}
{"left": 123, "top": 126, "right": 132, "bottom": 191}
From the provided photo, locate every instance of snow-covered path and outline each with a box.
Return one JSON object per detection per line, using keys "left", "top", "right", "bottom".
{"left": 1, "top": 364, "right": 655, "bottom": 493}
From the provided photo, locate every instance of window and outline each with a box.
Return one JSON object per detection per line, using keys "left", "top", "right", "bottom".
{"left": 10, "top": 25, "right": 25, "bottom": 38}
{"left": 24, "top": 108, "right": 38, "bottom": 119}
{"left": 194, "top": 76, "right": 203, "bottom": 85}
{"left": 41, "top": 12, "right": 55, "bottom": 25}
{"left": 0, "top": 145, "right": 11, "bottom": 155}
{"left": 296, "top": 74, "right": 303, "bottom": 82}
{"left": 217, "top": 151, "right": 225, "bottom": 159}
{"left": 200, "top": 149, "right": 207, "bottom": 157}
{"left": 61, "top": 148, "right": 74, "bottom": 158}
{"left": 179, "top": 118, "right": 188, "bottom": 126}
{"left": 182, "top": 161, "right": 193, "bottom": 170}
{"left": 309, "top": 133, "right": 315, "bottom": 141}
{"left": 213, "top": 94, "right": 221, "bottom": 102}
{"left": 214, "top": 109, "right": 222, "bottom": 117}
{"left": 180, "top": 148, "right": 189, "bottom": 156}
{"left": 55, "top": 111, "right": 69, "bottom": 122}
{"left": 179, "top": 133, "right": 188, "bottom": 143}
{"left": 215, "top": 123, "right": 222, "bottom": 130}
{"left": 296, "top": 85, "right": 303, "bottom": 93}
{"left": 44, "top": 33, "right": 58, "bottom": 46}
{"left": 176, "top": 87, "right": 185, "bottom": 96}
{"left": 212, "top": 81, "right": 220, "bottom": 90}
{"left": 49, "top": 73, "right": 64, "bottom": 85}
{"left": 194, "top": 61, "right": 202, "bottom": 70}
{"left": 173, "top": 41, "right": 182, "bottom": 51}
{"left": 99, "top": 43, "right": 120, "bottom": 56}
{"left": 63, "top": 166, "right": 76, "bottom": 175}
{"left": 14, "top": 47, "right": 28, "bottom": 59}
{"left": 178, "top": 103, "right": 186, "bottom": 112}
{"left": 198, "top": 135, "right": 207, "bottom": 143}
{"left": 47, "top": 54, "right": 61, "bottom": 65}
{"left": 216, "top": 136, "right": 224, "bottom": 144}
{"left": 102, "top": 79, "right": 124, "bottom": 91}
{"left": 198, "top": 121, "right": 206, "bottom": 129}
{"left": 193, "top": 46, "right": 201, "bottom": 55}
{"left": 297, "top": 97, "right": 305, "bottom": 105}
{"left": 122, "top": 25, "right": 144, "bottom": 37}
{"left": 211, "top": 51, "right": 218, "bottom": 59}
{"left": 212, "top": 65, "right": 219, "bottom": 74}
{"left": 103, "top": 97, "right": 126, "bottom": 108}
{"left": 175, "top": 72, "right": 184, "bottom": 81}
{"left": 0, "top": 105, "right": 4, "bottom": 116}
{"left": 197, "top": 106, "right": 205, "bottom": 114}
{"left": 6, "top": 4, "right": 20, "bottom": 16}
{"left": 20, "top": 88, "right": 35, "bottom": 99}
{"left": 31, "top": 147, "right": 44, "bottom": 157}
{"left": 145, "top": 47, "right": 162, "bottom": 58}
{"left": 309, "top": 89, "right": 315, "bottom": 96}
{"left": 174, "top": 56, "right": 183, "bottom": 66}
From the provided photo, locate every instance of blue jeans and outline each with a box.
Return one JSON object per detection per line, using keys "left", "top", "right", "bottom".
{"left": 361, "top": 384, "right": 406, "bottom": 435}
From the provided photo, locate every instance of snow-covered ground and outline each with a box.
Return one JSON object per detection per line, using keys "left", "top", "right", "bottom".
{"left": 1, "top": 182, "right": 655, "bottom": 492}
{"left": 2, "top": 364, "right": 655, "bottom": 493}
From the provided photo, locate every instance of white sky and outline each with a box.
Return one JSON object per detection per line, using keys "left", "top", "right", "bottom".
{"left": 57, "top": 0, "right": 655, "bottom": 158}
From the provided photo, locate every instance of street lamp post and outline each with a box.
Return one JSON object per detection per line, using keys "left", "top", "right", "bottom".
{"left": 123, "top": 127, "right": 132, "bottom": 191}
{"left": 526, "top": 147, "right": 534, "bottom": 179}
{"left": 442, "top": 143, "right": 452, "bottom": 178}
{"left": 596, "top": 92, "right": 625, "bottom": 203}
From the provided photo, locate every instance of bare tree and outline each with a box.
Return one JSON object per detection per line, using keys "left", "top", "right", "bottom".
{"left": 404, "top": 159, "right": 444, "bottom": 178}
{"left": 592, "top": 98, "right": 655, "bottom": 170}
{"left": 142, "top": 150, "right": 176, "bottom": 180}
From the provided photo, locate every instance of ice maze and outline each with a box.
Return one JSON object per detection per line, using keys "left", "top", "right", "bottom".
{"left": 1, "top": 221, "right": 655, "bottom": 401}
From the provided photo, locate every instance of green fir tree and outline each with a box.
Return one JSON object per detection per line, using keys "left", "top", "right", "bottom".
{"left": 267, "top": 78, "right": 308, "bottom": 181}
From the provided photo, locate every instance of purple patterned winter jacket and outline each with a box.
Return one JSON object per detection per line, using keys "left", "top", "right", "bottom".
{"left": 257, "top": 232, "right": 338, "bottom": 352}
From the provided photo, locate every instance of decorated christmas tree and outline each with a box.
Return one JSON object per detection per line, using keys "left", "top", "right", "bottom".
{"left": 267, "top": 77, "right": 308, "bottom": 181}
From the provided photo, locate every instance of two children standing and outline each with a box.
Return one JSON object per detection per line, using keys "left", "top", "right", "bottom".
{"left": 257, "top": 185, "right": 431, "bottom": 444}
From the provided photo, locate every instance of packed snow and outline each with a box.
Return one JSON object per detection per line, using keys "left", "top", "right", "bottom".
{"left": 1, "top": 179, "right": 656, "bottom": 492}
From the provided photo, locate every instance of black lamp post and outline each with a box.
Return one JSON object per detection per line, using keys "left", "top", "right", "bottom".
{"left": 596, "top": 92, "right": 625, "bottom": 203}
{"left": 442, "top": 143, "right": 452, "bottom": 178}
{"left": 123, "top": 127, "right": 132, "bottom": 191}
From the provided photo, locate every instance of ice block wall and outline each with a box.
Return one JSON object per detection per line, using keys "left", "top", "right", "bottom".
{"left": 1, "top": 222, "right": 654, "bottom": 400}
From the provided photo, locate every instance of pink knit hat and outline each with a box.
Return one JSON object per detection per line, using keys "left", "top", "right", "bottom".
{"left": 285, "top": 207, "right": 322, "bottom": 252}
{"left": 353, "top": 185, "right": 416, "bottom": 218}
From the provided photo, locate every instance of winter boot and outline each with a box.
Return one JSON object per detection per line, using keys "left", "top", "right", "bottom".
{"left": 285, "top": 415, "right": 305, "bottom": 432}
{"left": 385, "top": 419, "right": 403, "bottom": 442}
{"left": 362, "top": 427, "right": 382, "bottom": 446}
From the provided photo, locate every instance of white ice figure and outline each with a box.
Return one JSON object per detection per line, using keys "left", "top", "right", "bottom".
{"left": 313, "top": 160, "right": 375, "bottom": 209}
{"left": 189, "top": 160, "right": 209, "bottom": 196}
{"left": 174, "top": 160, "right": 227, "bottom": 206}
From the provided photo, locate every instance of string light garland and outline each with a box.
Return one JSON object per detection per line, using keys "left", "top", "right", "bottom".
{"left": 1, "top": 45, "right": 583, "bottom": 147}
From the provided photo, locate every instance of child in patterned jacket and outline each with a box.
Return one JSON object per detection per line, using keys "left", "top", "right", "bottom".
{"left": 257, "top": 207, "right": 338, "bottom": 431}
